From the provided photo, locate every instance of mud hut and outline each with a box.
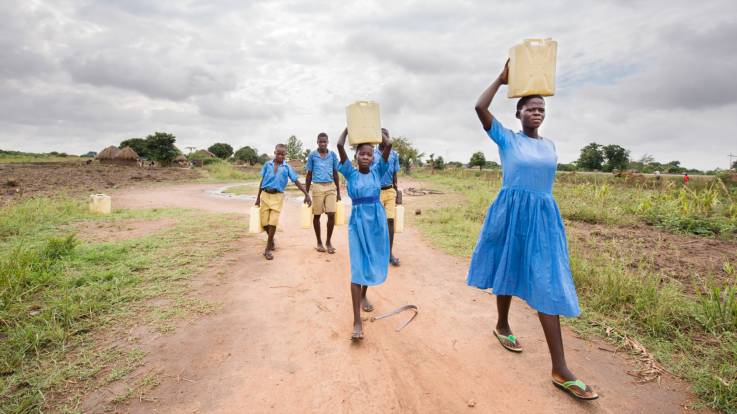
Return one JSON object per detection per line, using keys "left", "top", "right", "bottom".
{"left": 113, "top": 146, "right": 140, "bottom": 166}
{"left": 95, "top": 146, "right": 120, "bottom": 164}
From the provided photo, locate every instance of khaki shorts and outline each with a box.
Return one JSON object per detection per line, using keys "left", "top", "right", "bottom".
{"left": 380, "top": 188, "right": 397, "bottom": 220}
{"left": 311, "top": 183, "right": 337, "bottom": 215}
{"left": 259, "top": 192, "right": 284, "bottom": 227}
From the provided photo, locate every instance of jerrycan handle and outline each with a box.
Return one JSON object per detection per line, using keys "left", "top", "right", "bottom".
{"left": 523, "top": 38, "right": 552, "bottom": 45}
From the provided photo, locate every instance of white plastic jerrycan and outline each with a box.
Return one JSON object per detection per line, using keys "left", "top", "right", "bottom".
{"left": 89, "top": 194, "right": 111, "bottom": 215}
{"left": 346, "top": 101, "right": 382, "bottom": 145}
{"left": 508, "top": 38, "right": 557, "bottom": 98}
{"left": 335, "top": 200, "right": 346, "bottom": 225}
{"left": 394, "top": 205, "right": 405, "bottom": 233}
{"left": 248, "top": 205, "right": 262, "bottom": 234}
{"left": 300, "top": 203, "right": 313, "bottom": 229}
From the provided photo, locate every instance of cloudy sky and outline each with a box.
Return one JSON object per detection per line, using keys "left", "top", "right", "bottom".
{"left": 1, "top": 0, "right": 735, "bottom": 170}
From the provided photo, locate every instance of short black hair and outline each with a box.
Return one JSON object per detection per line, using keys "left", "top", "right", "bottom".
{"left": 274, "top": 143, "right": 286, "bottom": 151}
{"left": 516, "top": 95, "right": 544, "bottom": 117}
{"left": 356, "top": 143, "right": 374, "bottom": 152}
{"left": 317, "top": 132, "right": 328, "bottom": 139}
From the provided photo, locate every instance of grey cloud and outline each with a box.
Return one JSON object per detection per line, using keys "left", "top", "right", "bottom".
{"left": 64, "top": 50, "right": 237, "bottom": 101}
{"left": 195, "top": 94, "right": 284, "bottom": 121}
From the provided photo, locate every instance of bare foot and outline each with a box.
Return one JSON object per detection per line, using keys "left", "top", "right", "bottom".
{"left": 326, "top": 244, "right": 336, "bottom": 254}
{"left": 351, "top": 322, "right": 363, "bottom": 341}
{"left": 390, "top": 255, "right": 400, "bottom": 267}
{"left": 315, "top": 244, "right": 326, "bottom": 253}
{"left": 263, "top": 250, "right": 274, "bottom": 260}
{"left": 361, "top": 297, "right": 374, "bottom": 312}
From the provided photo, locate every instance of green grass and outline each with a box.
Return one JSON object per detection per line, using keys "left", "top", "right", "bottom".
{"left": 199, "top": 160, "right": 260, "bottom": 182}
{"left": 0, "top": 150, "right": 84, "bottom": 164}
{"left": 0, "top": 196, "right": 243, "bottom": 412}
{"left": 412, "top": 171, "right": 737, "bottom": 413}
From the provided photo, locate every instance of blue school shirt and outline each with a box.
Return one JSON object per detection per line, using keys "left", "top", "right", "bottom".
{"left": 306, "top": 150, "right": 339, "bottom": 183}
{"left": 260, "top": 160, "right": 298, "bottom": 192}
{"left": 372, "top": 148, "right": 400, "bottom": 187}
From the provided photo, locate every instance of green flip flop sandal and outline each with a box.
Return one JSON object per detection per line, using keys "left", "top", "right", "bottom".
{"left": 493, "top": 329, "right": 523, "bottom": 352}
{"left": 552, "top": 379, "right": 599, "bottom": 400}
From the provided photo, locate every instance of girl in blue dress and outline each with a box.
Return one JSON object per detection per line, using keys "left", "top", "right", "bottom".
{"left": 336, "top": 127, "right": 392, "bottom": 341}
{"left": 468, "top": 61, "right": 598, "bottom": 400}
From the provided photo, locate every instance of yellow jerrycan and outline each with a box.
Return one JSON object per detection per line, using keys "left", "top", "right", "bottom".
{"left": 507, "top": 38, "right": 557, "bottom": 98}
{"left": 335, "top": 200, "right": 346, "bottom": 225}
{"left": 346, "top": 101, "right": 382, "bottom": 145}
{"left": 300, "top": 203, "right": 313, "bottom": 229}
{"left": 394, "top": 205, "right": 405, "bottom": 233}
{"left": 248, "top": 205, "right": 262, "bottom": 234}
{"left": 89, "top": 194, "right": 111, "bottom": 214}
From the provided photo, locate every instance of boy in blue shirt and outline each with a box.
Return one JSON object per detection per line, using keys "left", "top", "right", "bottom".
{"left": 373, "top": 135, "right": 402, "bottom": 266}
{"left": 305, "top": 132, "right": 342, "bottom": 254}
{"left": 255, "top": 144, "right": 311, "bottom": 260}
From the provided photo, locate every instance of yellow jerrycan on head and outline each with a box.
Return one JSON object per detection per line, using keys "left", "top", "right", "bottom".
{"left": 346, "top": 101, "right": 382, "bottom": 146}
{"left": 507, "top": 38, "right": 557, "bottom": 98}
{"left": 335, "top": 200, "right": 346, "bottom": 225}
{"left": 300, "top": 203, "right": 313, "bottom": 229}
{"left": 248, "top": 205, "right": 262, "bottom": 234}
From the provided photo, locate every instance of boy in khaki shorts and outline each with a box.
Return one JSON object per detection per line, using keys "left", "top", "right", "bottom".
{"left": 305, "top": 133, "right": 341, "bottom": 254}
{"left": 373, "top": 128, "right": 402, "bottom": 266}
{"left": 256, "top": 144, "right": 311, "bottom": 260}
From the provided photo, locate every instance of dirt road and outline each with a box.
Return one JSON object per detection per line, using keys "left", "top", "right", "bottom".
{"left": 83, "top": 182, "right": 703, "bottom": 413}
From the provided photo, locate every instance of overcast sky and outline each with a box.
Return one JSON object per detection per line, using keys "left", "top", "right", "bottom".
{"left": 1, "top": 0, "right": 735, "bottom": 170}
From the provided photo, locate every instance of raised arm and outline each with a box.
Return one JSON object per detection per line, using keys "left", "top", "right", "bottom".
{"left": 337, "top": 128, "right": 349, "bottom": 164}
{"left": 380, "top": 128, "right": 392, "bottom": 162}
{"left": 475, "top": 59, "right": 508, "bottom": 131}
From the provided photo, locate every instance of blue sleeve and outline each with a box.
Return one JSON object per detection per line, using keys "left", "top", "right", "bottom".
{"left": 338, "top": 159, "right": 355, "bottom": 180}
{"left": 305, "top": 152, "right": 313, "bottom": 172}
{"left": 487, "top": 118, "right": 513, "bottom": 148}
{"left": 373, "top": 156, "right": 389, "bottom": 178}
{"left": 288, "top": 165, "right": 298, "bottom": 183}
{"left": 260, "top": 163, "right": 268, "bottom": 177}
{"left": 393, "top": 153, "right": 400, "bottom": 174}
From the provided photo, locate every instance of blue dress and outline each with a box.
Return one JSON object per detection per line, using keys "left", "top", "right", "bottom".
{"left": 338, "top": 159, "right": 390, "bottom": 286}
{"left": 467, "top": 119, "right": 580, "bottom": 317}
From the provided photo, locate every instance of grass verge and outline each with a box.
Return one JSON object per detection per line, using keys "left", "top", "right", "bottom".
{"left": 0, "top": 196, "right": 243, "bottom": 412}
{"left": 413, "top": 171, "right": 737, "bottom": 413}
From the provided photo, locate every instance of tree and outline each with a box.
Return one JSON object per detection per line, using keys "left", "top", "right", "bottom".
{"left": 485, "top": 160, "right": 500, "bottom": 169}
{"left": 432, "top": 155, "right": 445, "bottom": 170}
{"left": 447, "top": 161, "right": 464, "bottom": 169}
{"left": 602, "top": 144, "right": 630, "bottom": 172}
{"left": 469, "top": 151, "right": 486, "bottom": 170}
{"left": 391, "top": 136, "right": 424, "bottom": 174}
{"left": 665, "top": 160, "right": 685, "bottom": 174}
{"left": 577, "top": 143, "right": 604, "bottom": 171}
{"left": 302, "top": 148, "right": 311, "bottom": 163}
{"left": 145, "top": 132, "right": 178, "bottom": 164}
{"left": 557, "top": 163, "right": 577, "bottom": 171}
{"left": 258, "top": 153, "right": 271, "bottom": 165}
{"left": 208, "top": 143, "right": 234, "bottom": 159}
{"left": 286, "top": 135, "right": 303, "bottom": 161}
{"left": 120, "top": 138, "right": 149, "bottom": 159}
{"left": 731, "top": 160, "right": 737, "bottom": 171}
{"left": 234, "top": 146, "right": 259, "bottom": 165}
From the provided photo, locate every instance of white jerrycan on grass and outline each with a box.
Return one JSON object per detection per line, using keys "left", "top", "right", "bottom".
{"left": 89, "top": 194, "right": 111, "bottom": 215}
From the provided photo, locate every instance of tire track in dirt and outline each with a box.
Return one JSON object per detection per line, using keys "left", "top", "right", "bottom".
{"left": 82, "top": 182, "right": 708, "bottom": 413}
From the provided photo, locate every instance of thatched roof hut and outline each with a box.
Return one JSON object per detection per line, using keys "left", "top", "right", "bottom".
{"left": 96, "top": 146, "right": 120, "bottom": 161}
{"left": 174, "top": 154, "right": 187, "bottom": 162}
{"left": 115, "top": 146, "right": 140, "bottom": 161}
